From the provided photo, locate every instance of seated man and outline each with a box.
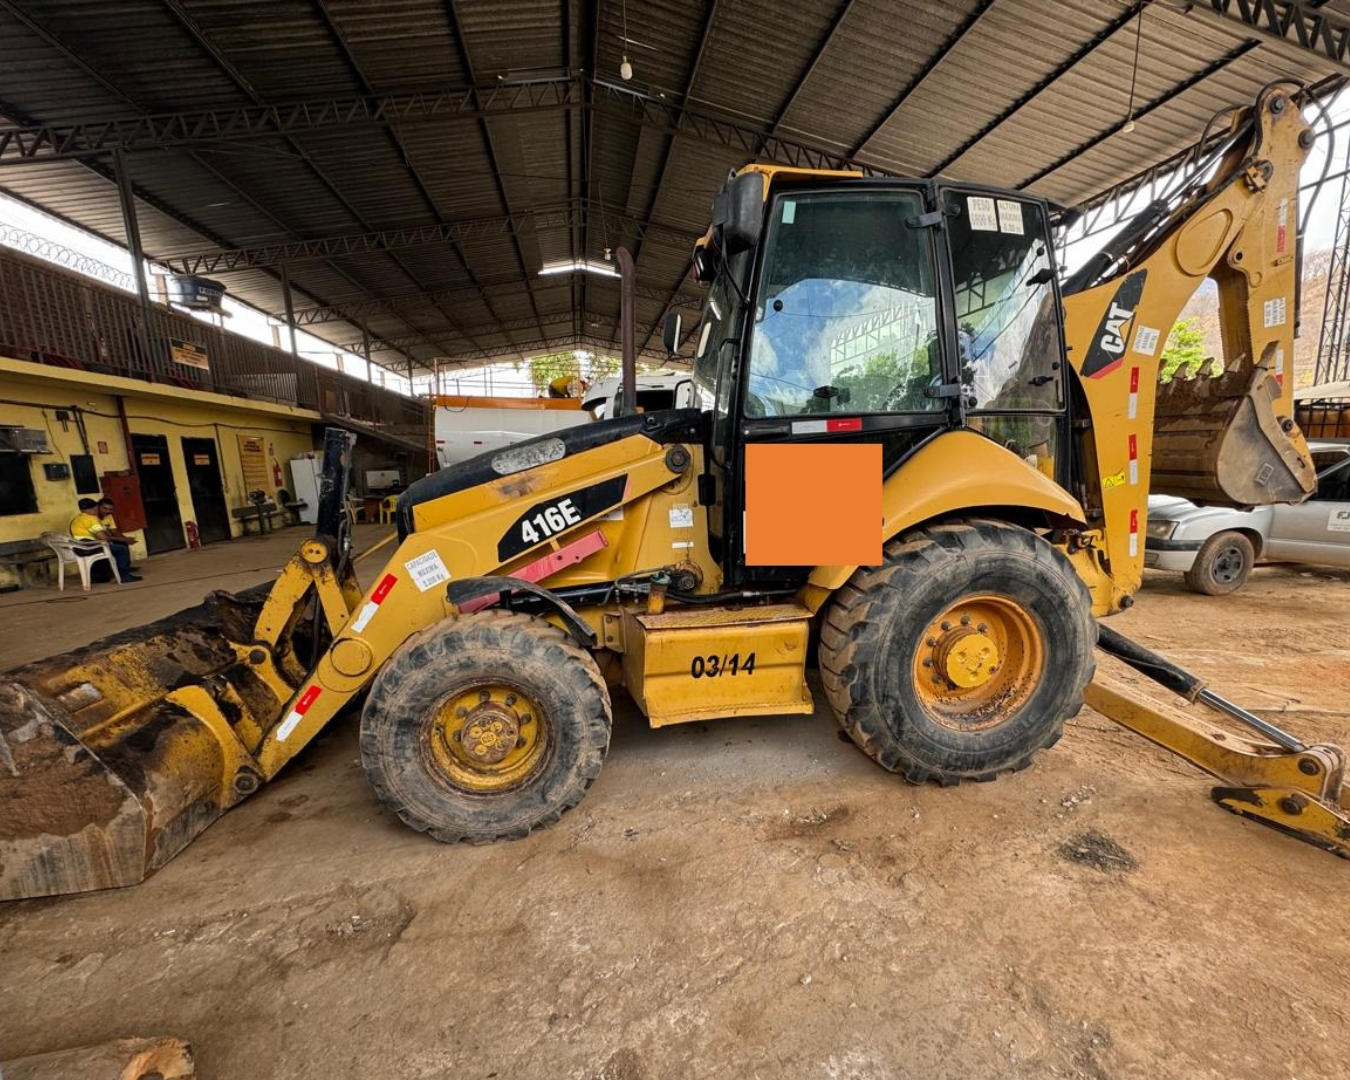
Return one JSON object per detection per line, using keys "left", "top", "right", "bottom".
{"left": 70, "top": 497, "right": 140, "bottom": 583}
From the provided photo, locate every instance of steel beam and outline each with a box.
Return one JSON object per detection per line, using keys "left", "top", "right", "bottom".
{"left": 163, "top": 0, "right": 486, "bottom": 360}
{"left": 294, "top": 280, "right": 703, "bottom": 327}
{"left": 359, "top": 330, "right": 670, "bottom": 363}
{"left": 113, "top": 148, "right": 159, "bottom": 369}
{"left": 161, "top": 202, "right": 704, "bottom": 275}
{"left": 1190, "top": 0, "right": 1350, "bottom": 73}
{"left": 0, "top": 79, "right": 582, "bottom": 165}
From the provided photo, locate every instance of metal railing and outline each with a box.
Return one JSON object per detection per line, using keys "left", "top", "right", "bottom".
{"left": 0, "top": 243, "right": 428, "bottom": 432}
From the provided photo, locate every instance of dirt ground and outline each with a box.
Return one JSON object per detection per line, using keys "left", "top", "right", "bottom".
{"left": 2, "top": 543, "right": 1349, "bottom": 1079}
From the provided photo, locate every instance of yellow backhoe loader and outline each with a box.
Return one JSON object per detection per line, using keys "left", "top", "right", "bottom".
{"left": 3, "top": 83, "right": 1346, "bottom": 902}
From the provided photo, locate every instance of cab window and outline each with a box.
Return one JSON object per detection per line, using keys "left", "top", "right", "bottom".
{"left": 745, "top": 190, "right": 941, "bottom": 416}
{"left": 944, "top": 192, "right": 1062, "bottom": 413}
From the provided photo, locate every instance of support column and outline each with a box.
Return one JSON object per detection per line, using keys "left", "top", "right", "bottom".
{"left": 360, "top": 319, "right": 373, "bottom": 384}
{"left": 279, "top": 263, "right": 299, "bottom": 358}
{"left": 113, "top": 149, "right": 158, "bottom": 373}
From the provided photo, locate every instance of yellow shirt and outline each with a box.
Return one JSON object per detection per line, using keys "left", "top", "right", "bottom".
{"left": 70, "top": 513, "right": 108, "bottom": 540}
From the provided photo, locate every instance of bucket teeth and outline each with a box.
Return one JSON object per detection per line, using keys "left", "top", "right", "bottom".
{"left": 1152, "top": 353, "right": 1314, "bottom": 507}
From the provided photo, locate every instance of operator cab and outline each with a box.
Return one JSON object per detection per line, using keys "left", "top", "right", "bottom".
{"left": 675, "top": 166, "right": 1072, "bottom": 588}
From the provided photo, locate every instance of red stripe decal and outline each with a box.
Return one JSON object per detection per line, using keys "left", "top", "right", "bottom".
{"left": 1128, "top": 434, "right": 1138, "bottom": 460}
{"left": 1129, "top": 509, "right": 1139, "bottom": 534}
{"left": 296, "top": 686, "right": 322, "bottom": 714}
{"left": 1086, "top": 358, "right": 1124, "bottom": 379}
{"left": 826, "top": 417, "right": 863, "bottom": 432}
{"left": 371, "top": 573, "right": 397, "bottom": 604}
{"left": 1129, "top": 367, "right": 1139, "bottom": 393}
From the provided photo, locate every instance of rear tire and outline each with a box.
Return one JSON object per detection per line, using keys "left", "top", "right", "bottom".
{"left": 1184, "top": 530, "right": 1254, "bottom": 595}
{"left": 818, "top": 519, "right": 1095, "bottom": 784}
{"left": 360, "top": 610, "right": 611, "bottom": 843}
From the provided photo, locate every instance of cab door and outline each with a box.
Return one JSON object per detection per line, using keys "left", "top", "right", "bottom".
{"left": 724, "top": 183, "right": 954, "bottom": 588}
{"left": 935, "top": 187, "right": 1069, "bottom": 488}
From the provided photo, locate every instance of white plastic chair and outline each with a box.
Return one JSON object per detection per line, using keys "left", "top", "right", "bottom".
{"left": 42, "top": 532, "right": 121, "bottom": 591}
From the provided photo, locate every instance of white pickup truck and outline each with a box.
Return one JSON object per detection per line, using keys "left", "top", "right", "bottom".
{"left": 1145, "top": 440, "right": 1350, "bottom": 594}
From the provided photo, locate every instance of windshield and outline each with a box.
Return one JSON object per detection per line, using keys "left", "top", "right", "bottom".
{"left": 745, "top": 190, "right": 941, "bottom": 416}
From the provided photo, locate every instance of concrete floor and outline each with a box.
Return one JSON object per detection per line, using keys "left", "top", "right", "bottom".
{"left": 0, "top": 523, "right": 392, "bottom": 670}
{"left": 2, "top": 537, "right": 1349, "bottom": 1079}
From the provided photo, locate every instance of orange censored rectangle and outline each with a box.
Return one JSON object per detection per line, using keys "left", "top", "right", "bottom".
{"left": 744, "top": 443, "right": 882, "bottom": 567}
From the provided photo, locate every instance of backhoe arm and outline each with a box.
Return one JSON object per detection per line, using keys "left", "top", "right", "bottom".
{"left": 1062, "top": 85, "right": 1317, "bottom": 604}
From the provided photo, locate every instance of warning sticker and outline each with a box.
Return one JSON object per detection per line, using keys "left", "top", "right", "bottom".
{"left": 968, "top": 196, "right": 998, "bottom": 232}
{"left": 1263, "top": 296, "right": 1287, "bottom": 328}
{"left": 1329, "top": 508, "right": 1350, "bottom": 533}
{"left": 1132, "top": 325, "right": 1161, "bottom": 356}
{"left": 1102, "top": 469, "right": 1126, "bottom": 490}
{"left": 350, "top": 573, "right": 397, "bottom": 633}
{"left": 996, "top": 199, "right": 1024, "bottom": 235}
{"left": 781, "top": 200, "right": 797, "bottom": 225}
{"left": 404, "top": 550, "right": 452, "bottom": 592}
{"left": 278, "top": 685, "right": 322, "bottom": 741}
{"left": 668, "top": 505, "right": 694, "bottom": 529}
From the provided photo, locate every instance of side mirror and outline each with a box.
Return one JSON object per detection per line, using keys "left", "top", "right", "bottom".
{"left": 662, "top": 312, "right": 683, "bottom": 356}
{"left": 714, "top": 171, "right": 764, "bottom": 256}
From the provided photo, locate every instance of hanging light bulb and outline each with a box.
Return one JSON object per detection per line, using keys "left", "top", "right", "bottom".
{"left": 620, "top": 54, "right": 633, "bottom": 81}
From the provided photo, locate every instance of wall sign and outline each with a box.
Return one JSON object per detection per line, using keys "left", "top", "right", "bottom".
{"left": 169, "top": 338, "right": 209, "bottom": 370}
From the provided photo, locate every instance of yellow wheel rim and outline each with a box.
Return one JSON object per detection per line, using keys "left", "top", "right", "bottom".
{"left": 912, "top": 595, "right": 1045, "bottom": 731}
{"left": 423, "top": 682, "right": 549, "bottom": 793}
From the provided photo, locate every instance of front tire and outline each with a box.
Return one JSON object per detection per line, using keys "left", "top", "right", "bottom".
{"left": 1184, "top": 530, "right": 1254, "bottom": 595}
{"left": 360, "top": 610, "right": 611, "bottom": 843}
{"left": 818, "top": 519, "right": 1095, "bottom": 784}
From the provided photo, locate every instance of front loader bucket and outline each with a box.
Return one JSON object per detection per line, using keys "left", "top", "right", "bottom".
{"left": 0, "top": 590, "right": 283, "bottom": 901}
{"left": 1151, "top": 355, "right": 1315, "bottom": 507}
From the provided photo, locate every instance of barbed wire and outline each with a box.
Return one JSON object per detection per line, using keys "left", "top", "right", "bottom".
{"left": 0, "top": 221, "right": 137, "bottom": 292}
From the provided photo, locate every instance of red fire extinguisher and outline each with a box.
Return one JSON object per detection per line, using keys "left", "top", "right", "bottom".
{"left": 185, "top": 520, "right": 201, "bottom": 550}
{"left": 272, "top": 460, "right": 284, "bottom": 488}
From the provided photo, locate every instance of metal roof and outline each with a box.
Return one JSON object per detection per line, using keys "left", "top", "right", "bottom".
{"left": 0, "top": 0, "right": 1346, "bottom": 377}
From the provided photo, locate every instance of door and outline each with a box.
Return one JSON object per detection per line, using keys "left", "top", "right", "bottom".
{"left": 728, "top": 184, "right": 951, "bottom": 586}
{"left": 1265, "top": 448, "right": 1350, "bottom": 566}
{"left": 182, "top": 437, "right": 231, "bottom": 544}
{"left": 131, "top": 434, "right": 185, "bottom": 554}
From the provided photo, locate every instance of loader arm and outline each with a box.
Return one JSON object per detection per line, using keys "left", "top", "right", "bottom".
{"left": 0, "top": 413, "right": 705, "bottom": 899}
{"left": 1063, "top": 84, "right": 1316, "bottom": 601}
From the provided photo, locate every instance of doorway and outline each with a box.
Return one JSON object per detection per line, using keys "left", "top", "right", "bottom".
{"left": 131, "top": 434, "right": 185, "bottom": 554}
{"left": 181, "top": 437, "right": 231, "bottom": 544}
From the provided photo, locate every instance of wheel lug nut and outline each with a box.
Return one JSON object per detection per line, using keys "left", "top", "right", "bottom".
{"left": 451, "top": 729, "right": 462, "bottom": 741}
{"left": 520, "top": 714, "right": 532, "bottom": 724}
{"left": 977, "top": 623, "right": 987, "bottom": 633}
{"left": 455, "top": 707, "right": 468, "bottom": 719}
{"left": 505, "top": 694, "right": 517, "bottom": 706}
{"left": 922, "top": 658, "right": 933, "bottom": 668}
{"left": 988, "top": 666, "right": 999, "bottom": 674}
{"left": 479, "top": 690, "right": 491, "bottom": 703}
{"left": 940, "top": 621, "right": 952, "bottom": 632}
{"left": 960, "top": 615, "right": 970, "bottom": 626}
{"left": 926, "top": 637, "right": 937, "bottom": 647}
{"left": 516, "top": 737, "right": 527, "bottom": 748}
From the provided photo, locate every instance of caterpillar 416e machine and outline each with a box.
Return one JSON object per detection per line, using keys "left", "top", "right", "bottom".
{"left": 3, "top": 84, "right": 1347, "bottom": 901}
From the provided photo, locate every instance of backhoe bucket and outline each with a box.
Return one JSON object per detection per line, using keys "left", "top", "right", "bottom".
{"left": 0, "top": 590, "right": 283, "bottom": 901}
{"left": 1151, "top": 355, "right": 1315, "bottom": 507}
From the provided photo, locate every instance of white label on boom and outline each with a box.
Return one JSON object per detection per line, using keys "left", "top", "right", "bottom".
{"left": 405, "top": 550, "right": 452, "bottom": 592}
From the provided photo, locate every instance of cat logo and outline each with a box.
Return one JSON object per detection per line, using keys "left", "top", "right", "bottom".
{"left": 1081, "top": 269, "right": 1147, "bottom": 379}
{"left": 1099, "top": 302, "right": 1133, "bottom": 356}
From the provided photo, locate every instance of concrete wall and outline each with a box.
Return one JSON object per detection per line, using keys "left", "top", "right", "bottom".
{"left": 0, "top": 358, "right": 323, "bottom": 586}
